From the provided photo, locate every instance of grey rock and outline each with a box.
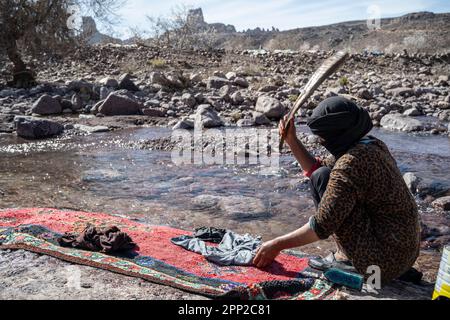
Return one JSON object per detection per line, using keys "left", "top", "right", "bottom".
{"left": 237, "top": 118, "right": 255, "bottom": 127}
{"left": 173, "top": 117, "right": 194, "bottom": 130}
{"left": 74, "top": 124, "right": 109, "bottom": 133}
{"left": 15, "top": 116, "right": 64, "bottom": 139}
{"left": 380, "top": 113, "right": 423, "bottom": 132}
{"left": 255, "top": 96, "right": 286, "bottom": 119}
{"left": 252, "top": 111, "right": 271, "bottom": 125}
{"left": 99, "top": 86, "right": 111, "bottom": 100}
{"left": 142, "top": 108, "right": 166, "bottom": 117}
{"left": 357, "top": 88, "right": 373, "bottom": 100}
{"left": 233, "top": 77, "right": 249, "bottom": 88}
{"left": 194, "top": 104, "right": 224, "bottom": 128}
{"left": 403, "top": 107, "right": 421, "bottom": 117}
{"left": 71, "top": 93, "right": 83, "bottom": 111}
{"left": 206, "top": 76, "right": 230, "bottom": 90}
{"left": 386, "top": 87, "right": 414, "bottom": 97}
{"left": 99, "top": 77, "right": 119, "bottom": 88}
{"left": 118, "top": 73, "right": 139, "bottom": 91}
{"left": 403, "top": 172, "right": 421, "bottom": 194}
{"left": 432, "top": 196, "right": 450, "bottom": 211}
{"left": 31, "top": 95, "right": 62, "bottom": 115}
{"left": 98, "top": 93, "right": 142, "bottom": 116}
{"left": 181, "top": 93, "right": 197, "bottom": 108}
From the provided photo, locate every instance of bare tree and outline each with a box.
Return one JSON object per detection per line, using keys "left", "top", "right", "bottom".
{"left": 0, "top": 0, "right": 124, "bottom": 87}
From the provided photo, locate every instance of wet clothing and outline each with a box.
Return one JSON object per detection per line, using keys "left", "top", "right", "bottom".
{"left": 307, "top": 137, "right": 421, "bottom": 283}
{"left": 194, "top": 227, "right": 227, "bottom": 244}
{"left": 171, "top": 231, "right": 261, "bottom": 266}
{"left": 307, "top": 96, "right": 373, "bottom": 158}
{"left": 58, "top": 225, "right": 136, "bottom": 254}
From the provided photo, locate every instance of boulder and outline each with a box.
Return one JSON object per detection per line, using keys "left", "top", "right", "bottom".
{"left": 233, "top": 77, "right": 249, "bottom": 88}
{"left": 206, "top": 76, "right": 230, "bottom": 90}
{"left": 357, "top": 88, "right": 373, "bottom": 100}
{"left": 71, "top": 93, "right": 83, "bottom": 111}
{"left": 255, "top": 96, "right": 286, "bottom": 119}
{"left": 253, "top": 112, "right": 271, "bottom": 125}
{"left": 181, "top": 93, "right": 197, "bottom": 108}
{"left": 173, "top": 117, "right": 194, "bottom": 130}
{"left": 99, "top": 77, "right": 119, "bottom": 88}
{"left": 118, "top": 73, "right": 139, "bottom": 91}
{"left": 432, "top": 196, "right": 450, "bottom": 211}
{"left": 142, "top": 108, "right": 166, "bottom": 117}
{"left": 194, "top": 104, "right": 223, "bottom": 128}
{"left": 31, "top": 95, "right": 62, "bottom": 115}
{"left": 380, "top": 114, "right": 423, "bottom": 132}
{"left": 97, "top": 93, "right": 142, "bottom": 116}
{"left": 403, "top": 172, "right": 421, "bottom": 194}
{"left": 15, "top": 116, "right": 64, "bottom": 139}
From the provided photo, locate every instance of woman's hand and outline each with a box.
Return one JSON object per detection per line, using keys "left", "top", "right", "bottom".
{"left": 279, "top": 115, "right": 298, "bottom": 147}
{"left": 253, "top": 239, "right": 282, "bottom": 268}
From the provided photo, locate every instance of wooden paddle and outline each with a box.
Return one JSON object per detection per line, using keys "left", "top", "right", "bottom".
{"left": 279, "top": 50, "right": 349, "bottom": 150}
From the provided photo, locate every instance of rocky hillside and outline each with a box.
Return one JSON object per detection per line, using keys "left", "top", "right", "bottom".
{"left": 210, "top": 11, "right": 450, "bottom": 53}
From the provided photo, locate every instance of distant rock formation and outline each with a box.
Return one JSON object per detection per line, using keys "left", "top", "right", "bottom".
{"left": 81, "top": 17, "right": 122, "bottom": 45}
{"left": 186, "top": 8, "right": 236, "bottom": 33}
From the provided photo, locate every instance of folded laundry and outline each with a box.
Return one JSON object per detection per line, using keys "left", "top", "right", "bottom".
{"left": 171, "top": 231, "right": 262, "bottom": 266}
{"left": 194, "top": 226, "right": 227, "bottom": 244}
{"left": 58, "top": 225, "right": 136, "bottom": 254}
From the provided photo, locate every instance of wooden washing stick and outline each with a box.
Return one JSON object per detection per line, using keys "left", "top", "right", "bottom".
{"left": 279, "top": 50, "right": 349, "bottom": 150}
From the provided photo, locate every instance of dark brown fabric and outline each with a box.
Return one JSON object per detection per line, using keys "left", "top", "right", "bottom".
{"left": 58, "top": 225, "right": 136, "bottom": 253}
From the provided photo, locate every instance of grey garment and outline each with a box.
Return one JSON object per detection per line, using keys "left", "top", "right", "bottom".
{"left": 171, "top": 231, "right": 262, "bottom": 266}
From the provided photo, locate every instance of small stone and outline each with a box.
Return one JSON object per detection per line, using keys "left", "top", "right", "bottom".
{"left": 206, "top": 76, "right": 230, "bottom": 90}
{"left": 403, "top": 108, "right": 421, "bottom": 117}
{"left": 432, "top": 196, "right": 450, "bottom": 211}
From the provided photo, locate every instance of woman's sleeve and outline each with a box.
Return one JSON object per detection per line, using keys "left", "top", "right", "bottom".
{"left": 309, "top": 166, "right": 357, "bottom": 240}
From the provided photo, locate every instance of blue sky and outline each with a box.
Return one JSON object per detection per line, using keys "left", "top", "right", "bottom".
{"left": 102, "top": 0, "right": 450, "bottom": 38}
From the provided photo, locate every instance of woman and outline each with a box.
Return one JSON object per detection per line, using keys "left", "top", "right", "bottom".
{"left": 253, "top": 96, "right": 421, "bottom": 284}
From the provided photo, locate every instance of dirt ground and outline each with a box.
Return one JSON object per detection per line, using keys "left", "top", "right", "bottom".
{"left": 0, "top": 249, "right": 435, "bottom": 300}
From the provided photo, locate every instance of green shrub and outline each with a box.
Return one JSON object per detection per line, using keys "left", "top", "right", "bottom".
{"left": 148, "top": 58, "right": 167, "bottom": 69}
{"left": 339, "top": 76, "right": 349, "bottom": 87}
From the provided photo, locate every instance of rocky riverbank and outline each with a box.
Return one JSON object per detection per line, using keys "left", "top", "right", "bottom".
{"left": 1, "top": 45, "right": 449, "bottom": 300}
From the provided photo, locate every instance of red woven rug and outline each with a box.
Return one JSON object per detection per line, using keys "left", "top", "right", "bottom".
{"left": 0, "top": 208, "right": 337, "bottom": 300}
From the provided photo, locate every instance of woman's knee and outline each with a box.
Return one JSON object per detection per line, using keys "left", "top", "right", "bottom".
{"left": 310, "top": 166, "right": 331, "bottom": 192}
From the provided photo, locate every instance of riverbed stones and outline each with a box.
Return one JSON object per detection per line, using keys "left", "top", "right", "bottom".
{"left": 172, "top": 117, "right": 194, "bottom": 130}
{"left": 206, "top": 76, "right": 230, "bottom": 90}
{"left": 403, "top": 172, "right": 421, "bottom": 194}
{"left": 99, "top": 77, "right": 119, "bottom": 88}
{"left": 31, "top": 95, "right": 62, "bottom": 115}
{"left": 380, "top": 113, "right": 424, "bottom": 132}
{"left": 73, "top": 124, "right": 109, "bottom": 133}
{"left": 194, "top": 104, "right": 223, "bottom": 128}
{"left": 403, "top": 107, "right": 421, "bottom": 117}
{"left": 432, "top": 196, "right": 450, "bottom": 211}
{"left": 15, "top": 116, "right": 64, "bottom": 139}
{"left": 255, "top": 96, "right": 286, "bottom": 119}
{"left": 97, "top": 93, "right": 142, "bottom": 116}
{"left": 192, "top": 195, "right": 269, "bottom": 219}
{"left": 118, "top": 73, "right": 139, "bottom": 91}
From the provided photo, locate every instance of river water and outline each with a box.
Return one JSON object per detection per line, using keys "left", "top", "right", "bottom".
{"left": 0, "top": 126, "right": 449, "bottom": 259}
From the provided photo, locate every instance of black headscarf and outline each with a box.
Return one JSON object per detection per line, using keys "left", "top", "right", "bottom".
{"left": 307, "top": 96, "right": 373, "bottom": 158}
